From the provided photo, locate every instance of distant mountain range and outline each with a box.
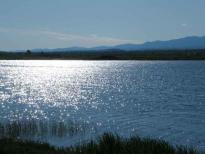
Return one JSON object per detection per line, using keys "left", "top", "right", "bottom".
{"left": 31, "top": 36, "right": 205, "bottom": 52}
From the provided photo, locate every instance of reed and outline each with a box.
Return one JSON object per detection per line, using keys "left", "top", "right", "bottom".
{"left": 0, "top": 119, "right": 89, "bottom": 139}
{"left": 0, "top": 133, "right": 198, "bottom": 154}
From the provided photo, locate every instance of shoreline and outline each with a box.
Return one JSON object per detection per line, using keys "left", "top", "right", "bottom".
{"left": 0, "top": 49, "right": 205, "bottom": 60}
{"left": 0, "top": 133, "right": 198, "bottom": 154}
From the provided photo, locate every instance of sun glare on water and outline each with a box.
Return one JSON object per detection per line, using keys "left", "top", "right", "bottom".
{"left": 0, "top": 60, "right": 102, "bottom": 121}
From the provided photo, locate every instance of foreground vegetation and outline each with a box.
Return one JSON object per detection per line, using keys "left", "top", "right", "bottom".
{"left": 0, "top": 49, "right": 205, "bottom": 60}
{"left": 0, "top": 133, "right": 198, "bottom": 154}
{"left": 0, "top": 120, "right": 90, "bottom": 139}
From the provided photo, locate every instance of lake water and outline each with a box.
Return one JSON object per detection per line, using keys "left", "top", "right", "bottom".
{"left": 0, "top": 60, "right": 205, "bottom": 149}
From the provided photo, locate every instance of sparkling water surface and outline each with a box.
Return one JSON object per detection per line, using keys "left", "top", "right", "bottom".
{"left": 0, "top": 60, "right": 205, "bottom": 149}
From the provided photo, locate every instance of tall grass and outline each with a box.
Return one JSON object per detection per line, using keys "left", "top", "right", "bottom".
{"left": 0, "top": 120, "right": 199, "bottom": 154}
{"left": 0, "top": 133, "right": 198, "bottom": 154}
{"left": 0, "top": 119, "right": 89, "bottom": 139}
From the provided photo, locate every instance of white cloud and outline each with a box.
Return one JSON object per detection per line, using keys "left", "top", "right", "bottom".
{"left": 181, "top": 23, "right": 188, "bottom": 27}
{"left": 0, "top": 27, "right": 139, "bottom": 47}
{"left": 37, "top": 30, "right": 139, "bottom": 46}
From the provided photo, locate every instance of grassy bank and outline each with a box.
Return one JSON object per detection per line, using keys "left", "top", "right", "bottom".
{"left": 0, "top": 133, "right": 198, "bottom": 154}
{"left": 0, "top": 49, "right": 205, "bottom": 60}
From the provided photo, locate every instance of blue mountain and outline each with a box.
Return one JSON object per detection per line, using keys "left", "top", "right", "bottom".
{"left": 31, "top": 36, "right": 205, "bottom": 52}
{"left": 114, "top": 36, "right": 205, "bottom": 50}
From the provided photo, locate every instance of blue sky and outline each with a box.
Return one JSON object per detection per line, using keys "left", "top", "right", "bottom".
{"left": 0, "top": 0, "right": 205, "bottom": 50}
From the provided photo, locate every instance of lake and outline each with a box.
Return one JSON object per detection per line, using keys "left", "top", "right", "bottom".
{"left": 0, "top": 60, "right": 205, "bottom": 150}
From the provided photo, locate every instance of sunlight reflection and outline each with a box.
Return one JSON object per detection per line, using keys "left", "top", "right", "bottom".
{"left": 0, "top": 60, "right": 102, "bottom": 121}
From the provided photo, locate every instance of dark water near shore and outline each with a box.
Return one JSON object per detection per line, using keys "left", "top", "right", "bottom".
{"left": 0, "top": 60, "right": 205, "bottom": 149}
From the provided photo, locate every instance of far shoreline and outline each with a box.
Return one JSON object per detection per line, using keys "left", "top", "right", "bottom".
{"left": 0, "top": 49, "right": 205, "bottom": 60}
